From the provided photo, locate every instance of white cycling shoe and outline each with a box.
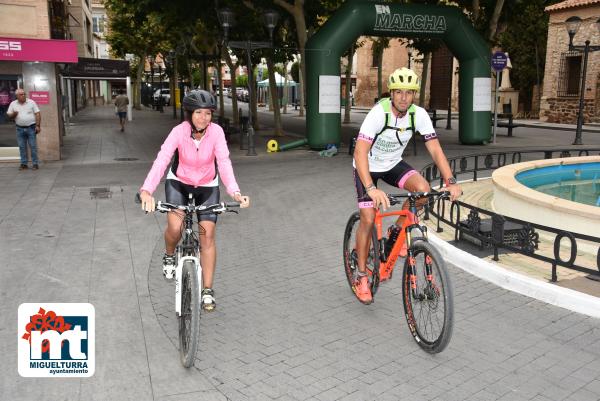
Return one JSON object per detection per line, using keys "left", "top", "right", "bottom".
{"left": 162, "top": 253, "right": 176, "bottom": 280}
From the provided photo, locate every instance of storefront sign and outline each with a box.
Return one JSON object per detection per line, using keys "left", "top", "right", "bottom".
{"left": 65, "top": 58, "right": 130, "bottom": 78}
{"left": 0, "top": 38, "right": 77, "bottom": 63}
{"left": 30, "top": 91, "right": 50, "bottom": 105}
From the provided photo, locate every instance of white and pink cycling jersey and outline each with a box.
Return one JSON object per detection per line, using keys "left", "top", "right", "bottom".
{"left": 141, "top": 121, "right": 240, "bottom": 196}
{"left": 354, "top": 103, "right": 435, "bottom": 172}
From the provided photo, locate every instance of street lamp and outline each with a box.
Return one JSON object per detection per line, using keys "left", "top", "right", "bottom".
{"left": 565, "top": 16, "right": 600, "bottom": 145}
{"left": 166, "top": 49, "right": 177, "bottom": 119}
{"left": 218, "top": 7, "right": 279, "bottom": 156}
{"left": 147, "top": 55, "right": 156, "bottom": 109}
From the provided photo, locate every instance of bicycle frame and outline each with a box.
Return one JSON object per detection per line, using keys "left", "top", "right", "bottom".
{"left": 373, "top": 202, "right": 429, "bottom": 285}
{"left": 174, "top": 200, "right": 201, "bottom": 316}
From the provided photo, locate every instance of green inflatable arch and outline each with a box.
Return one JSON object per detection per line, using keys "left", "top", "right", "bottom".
{"left": 306, "top": 0, "right": 491, "bottom": 148}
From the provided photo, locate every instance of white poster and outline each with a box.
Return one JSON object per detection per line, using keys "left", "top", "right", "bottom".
{"left": 473, "top": 77, "right": 492, "bottom": 112}
{"left": 319, "top": 75, "right": 340, "bottom": 114}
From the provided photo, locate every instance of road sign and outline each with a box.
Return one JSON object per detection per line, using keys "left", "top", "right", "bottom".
{"left": 491, "top": 51, "right": 507, "bottom": 71}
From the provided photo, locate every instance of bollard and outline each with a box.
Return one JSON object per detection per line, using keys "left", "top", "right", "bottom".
{"left": 240, "top": 116, "right": 249, "bottom": 150}
{"left": 446, "top": 97, "right": 452, "bottom": 130}
{"left": 247, "top": 126, "right": 257, "bottom": 156}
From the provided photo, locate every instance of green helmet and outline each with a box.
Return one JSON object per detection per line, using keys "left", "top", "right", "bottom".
{"left": 388, "top": 67, "right": 420, "bottom": 91}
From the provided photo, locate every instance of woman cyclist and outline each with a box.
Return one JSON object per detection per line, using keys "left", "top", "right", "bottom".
{"left": 353, "top": 67, "right": 461, "bottom": 304}
{"left": 139, "top": 89, "right": 250, "bottom": 312}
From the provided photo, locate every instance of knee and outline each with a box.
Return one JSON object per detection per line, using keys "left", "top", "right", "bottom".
{"left": 200, "top": 234, "right": 215, "bottom": 249}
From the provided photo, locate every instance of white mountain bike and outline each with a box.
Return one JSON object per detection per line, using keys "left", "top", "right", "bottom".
{"left": 139, "top": 193, "right": 239, "bottom": 367}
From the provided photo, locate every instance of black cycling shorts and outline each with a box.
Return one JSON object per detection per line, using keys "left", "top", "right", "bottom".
{"left": 353, "top": 160, "right": 418, "bottom": 208}
{"left": 165, "top": 179, "right": 220, "bottom": 222}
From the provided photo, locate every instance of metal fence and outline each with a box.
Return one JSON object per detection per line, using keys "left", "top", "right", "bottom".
{"left": 421, "top": 148, "right": 600, "bottom": 282}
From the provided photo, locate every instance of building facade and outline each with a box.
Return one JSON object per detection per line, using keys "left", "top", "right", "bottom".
{"left": 0, "top": 0, "right": 77, "bottom": 161}
{"left": 541, "top": 0, "right": 600, "bottom": 123}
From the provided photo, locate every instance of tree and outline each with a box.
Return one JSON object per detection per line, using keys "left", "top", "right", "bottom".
{"left": 497, "top": 0, "right": 562, "bottom": 112}
{"left": 105, "top": 0, "right": 169, "bottom": 109}
{"left": 273, "top": 0, "right": 344, "bottom": 117}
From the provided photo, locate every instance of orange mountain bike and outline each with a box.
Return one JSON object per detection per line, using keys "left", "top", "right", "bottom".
{"left": 343, "top": 191, "right": 454, "bottom": 353}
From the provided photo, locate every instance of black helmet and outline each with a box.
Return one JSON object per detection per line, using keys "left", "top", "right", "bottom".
{"left": 182, "top": 89, "right": 216, "bottom": 111}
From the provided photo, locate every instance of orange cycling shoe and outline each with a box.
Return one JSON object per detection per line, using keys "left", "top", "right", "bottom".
{"left": 353, "top": 275, "right": 372, "bottom": 304}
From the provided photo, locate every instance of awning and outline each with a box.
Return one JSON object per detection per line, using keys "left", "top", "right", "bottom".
{"left": 0, "top": 37, "right": 77, "bottom": 63}
{"left": 257, "top": 72, "right": 296, "bottom": 87}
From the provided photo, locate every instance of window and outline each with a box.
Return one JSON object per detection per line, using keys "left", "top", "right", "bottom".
{"left": 92, "top": 16, "right": 104, "bottom": 34}
{"left": 372, "top": 47, "right": 381, "bottom": 68}
{"left": 557, "top": 51, "right": 582, "bottom": 97}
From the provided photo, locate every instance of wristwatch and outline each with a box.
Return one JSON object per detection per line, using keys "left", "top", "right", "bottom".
{"left": 445, "top": 177, "right": 457, "bottom": 186}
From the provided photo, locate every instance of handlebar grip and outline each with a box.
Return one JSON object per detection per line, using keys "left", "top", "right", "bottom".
{"left": 135, "top": 192, "right": 142, "bottom": 204}
{"left": 224, "top": 202, "right": 241, "bottom": 208}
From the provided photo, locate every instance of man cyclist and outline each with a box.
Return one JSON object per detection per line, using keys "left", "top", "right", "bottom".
{"left": 352, "top": 67, "right": 461, "bottom": 304}
{"left": 139, "top": 89, "right": 250, "bottom": 311}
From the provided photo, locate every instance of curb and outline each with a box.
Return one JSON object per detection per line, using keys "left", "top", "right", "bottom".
{"left": 429, "top": 233, "right": 600, "bottom": 318}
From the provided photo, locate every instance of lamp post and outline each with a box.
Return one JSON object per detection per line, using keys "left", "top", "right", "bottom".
{"left": 147, "top": 55, "right": 155, "bottom": 109}
{"left": 166, "top": 49, "right": 177, "bottom": 119}
{"left": 218, "top": 7, "right": 279, "bottom": 156}
{"left": 565, "top": 16, "right": 600, "bottom": 145}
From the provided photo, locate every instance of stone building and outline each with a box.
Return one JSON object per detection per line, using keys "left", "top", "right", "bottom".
{"left": 540, "top": 0, "right": 600, "bottom": 123}
{"left": 352, "top": 37, "right": 459, "bottom": 112}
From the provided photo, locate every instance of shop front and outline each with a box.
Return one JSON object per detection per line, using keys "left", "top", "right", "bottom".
{"left": 0, "top": 37, "right": 77, "bottom": 161}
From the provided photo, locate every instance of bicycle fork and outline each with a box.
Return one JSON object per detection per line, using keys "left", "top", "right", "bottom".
{"left": 174, "top": 255, "right": 202, "bottom": 316}
{"left": 404, "top": 225, "right": 436, "bottom": 301}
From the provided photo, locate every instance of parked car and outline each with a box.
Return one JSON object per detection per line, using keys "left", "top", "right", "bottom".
{"left": 153, "top": 89, "right": 170, "bottom": 106}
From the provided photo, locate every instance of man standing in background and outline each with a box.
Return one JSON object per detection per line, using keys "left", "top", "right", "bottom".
{"left": 6, "top": 89, "right": 41, "bottom": 171}
{"left": 114, "top": 89, "right": 129, "bottom": 132}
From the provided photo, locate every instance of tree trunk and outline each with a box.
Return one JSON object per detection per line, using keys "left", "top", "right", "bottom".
{"left": 274, "top": 0, "right": 306, "bottom": 117}
{"left": 344, "top": 44, "right": 354, "bottom": 124}
{"left": 267, "top": 57, "right": 283, "bottom": 136}
{"left": 488, "top": 0, "right": 505, "bottom": 42}
{"left": 419, "top": 52, "right": 431, "bottom": 108}
{"left": 134, "top": 54, "right": 144, "bottom": 110}
{"left": 472, "top": 0, "right": 480, "bottom": 22}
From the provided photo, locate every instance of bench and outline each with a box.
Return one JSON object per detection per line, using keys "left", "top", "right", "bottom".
{"left": 492, "top": 113, "right": 523, "bottom": 137}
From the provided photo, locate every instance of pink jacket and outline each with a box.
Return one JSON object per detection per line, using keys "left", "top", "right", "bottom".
{"left": 141, "top": 121, "right": 240, "bottom": 196}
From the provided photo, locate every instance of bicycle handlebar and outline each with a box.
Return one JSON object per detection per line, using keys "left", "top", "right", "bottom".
{"left": 387, "top": 190, "right": 450, "bottom": 205}
{"left": 135, "top": 193, "right": 240, "bottom": 214}
{"left": 156, "top": 201, "right": 240, "bottom": 214}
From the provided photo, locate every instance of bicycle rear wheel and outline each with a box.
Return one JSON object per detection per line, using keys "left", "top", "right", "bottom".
{"left": 178, "top": 260, "right": 201, "bottom": 367}
{"left": 342, "top": 211, "right": 380, "bottom": 299}
{"left": 402, "top": 240, "right": 454, "bottom": 353}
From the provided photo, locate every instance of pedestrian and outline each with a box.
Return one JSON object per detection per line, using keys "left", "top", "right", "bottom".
{"left": 6, "top": 89, "right": 41, "bottom": 170}
{"left": 114, "top": 89, "right": 129, "bottom": 132}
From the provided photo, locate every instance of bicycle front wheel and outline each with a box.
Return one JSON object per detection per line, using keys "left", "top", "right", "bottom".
{"left": 342, "top": 211, "right": 380, "bottom": 299}
{"left": 402, "top": 241, "right": 454, "bottom": 353}
{"left": 178, "top": 260, "right": 201, "bottom": 367}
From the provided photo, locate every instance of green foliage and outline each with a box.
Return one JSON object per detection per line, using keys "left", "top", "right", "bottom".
{"left": 237, "top": 74, "right": 248, "bottom": 87}
{"left": 290, "top": 61, "right": 300, "bottom": 83}
{"left": 497, "top": 0, "right": 562, "bottom": 110}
